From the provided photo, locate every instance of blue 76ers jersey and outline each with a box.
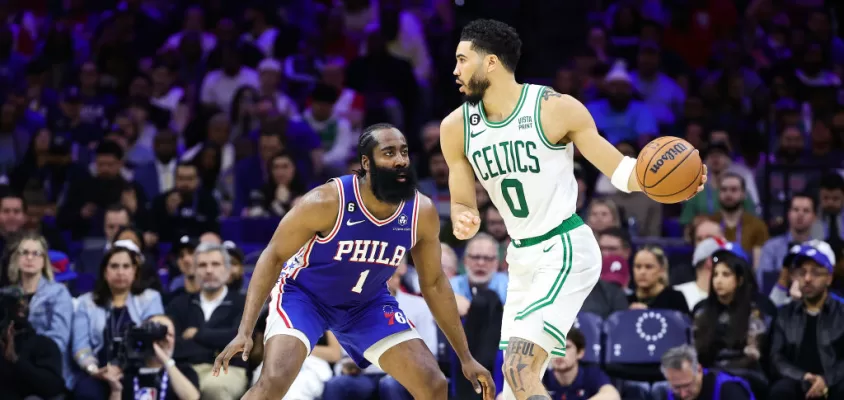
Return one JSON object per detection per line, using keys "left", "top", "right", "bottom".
{"left": 279, "top": 175, "right": 419, "bottom": 308}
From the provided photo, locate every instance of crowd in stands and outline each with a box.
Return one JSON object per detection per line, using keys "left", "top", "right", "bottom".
{"left": 0, "top": 0, "right": 843, "bottom": 400}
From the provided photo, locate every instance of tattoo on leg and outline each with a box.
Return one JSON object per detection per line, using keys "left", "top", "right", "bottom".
{"left": 506, "top": 338, "right": 540, "bottom": 393}
{"left": 506, "top": 352, "right": 528, "bottom": 392}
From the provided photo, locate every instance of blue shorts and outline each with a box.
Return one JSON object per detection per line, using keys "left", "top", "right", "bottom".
{"left": 266, "top": 282, "right": 419, "bottom": 368}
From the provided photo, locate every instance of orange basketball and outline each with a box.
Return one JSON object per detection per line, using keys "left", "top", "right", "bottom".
{"left": 635, "top": 136, "right": 703, "bottom": 204}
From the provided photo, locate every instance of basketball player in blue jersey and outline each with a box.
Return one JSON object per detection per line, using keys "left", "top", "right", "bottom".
{"left": 213, "top": 123, "right": 494, "bottom": 399}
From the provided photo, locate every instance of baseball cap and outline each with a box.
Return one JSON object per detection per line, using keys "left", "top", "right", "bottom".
{"left": 172, "top": 235, "right": 199, "bottom": 255}
{"left": 786, "top": 240, "right": 836, "bottom": 272}
{"left": 601, "top": 254, "right": 630, "bottom": 288}
{"left": 692, "top": 237, "right": 728, "bottom": 266}
{"left": 719, "top": 241, "right": 750, "bottom": 263}
{"left": 223, "top": 240, "right": 244, "bottom": 264}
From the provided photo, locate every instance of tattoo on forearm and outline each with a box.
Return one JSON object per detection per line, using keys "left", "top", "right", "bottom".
{"left": 541, "top": 88, "right": 562, "bottom": 102}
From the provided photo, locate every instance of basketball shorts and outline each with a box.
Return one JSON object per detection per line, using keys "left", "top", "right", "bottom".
{"left": 499, "top": 214, "right": 601, "bottom": 358}
{"left": 265, "top": 281, "right": 421, "bottom": 369}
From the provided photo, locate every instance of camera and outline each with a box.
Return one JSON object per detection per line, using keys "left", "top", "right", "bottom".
{"left": 0, "top": 286, "right": 23, "bottom": 334}
{"left": 115, "top": 320, "right": 168, "bottom": 373}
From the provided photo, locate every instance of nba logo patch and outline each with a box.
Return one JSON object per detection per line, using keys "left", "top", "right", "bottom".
{"left": 136, "top": 387, "right": 157, "bottom": 400}
{"left": 398, "top": 214, "right": 408, "bottom": 226}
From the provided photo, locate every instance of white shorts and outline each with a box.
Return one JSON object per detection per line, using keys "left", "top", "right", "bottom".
{"left": 499, "top": 217, "right": 601, "bottom": 358}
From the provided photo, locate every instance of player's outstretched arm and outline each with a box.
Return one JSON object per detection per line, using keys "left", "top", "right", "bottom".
{"left": 440, "top": 108, "right": 481, "bottom": 240}
{"left": 537, "top": 90, "right": 643, "bottom": 193}
{"left": 213, "top": 183, "right": 339, "bottom": 375}
{"left": 411, "top": 195, "right": 495, "bottom": 399}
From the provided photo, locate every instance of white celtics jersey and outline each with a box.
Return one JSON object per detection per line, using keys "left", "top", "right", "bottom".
{"left": 464, "top": 84, "right": 577, "bottom": 239}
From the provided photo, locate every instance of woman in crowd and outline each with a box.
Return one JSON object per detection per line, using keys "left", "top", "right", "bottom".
{"left": 586, "top": 198, "right": 621, "bottom": 236}
{"left": 4, "top": 232, "right": 74, "bottom": 387}
{"left": 693, "top": 248, "right": 770, "bottom": 398}
{"left": 111, "top": 227, "right": 162, "bottom": 292}
{"left": 72, "top": 245, "right": 164, "bottom": 398}
{"left": 262, "top": 152, "right": 306, "bottom": 217}
{"left": 628, "top": 245, "right": 690, "bottom": 314}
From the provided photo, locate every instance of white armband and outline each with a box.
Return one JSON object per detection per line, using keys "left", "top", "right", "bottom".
{"left": 611, "top": 156, "right": 637, "bottom": 193}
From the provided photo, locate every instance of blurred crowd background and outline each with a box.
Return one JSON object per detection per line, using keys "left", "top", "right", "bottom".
{"left": 0, "top": 0, "right": 843, "bottom": 399}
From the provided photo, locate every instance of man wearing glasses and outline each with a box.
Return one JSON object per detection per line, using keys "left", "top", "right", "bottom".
{"left": 769, "top": 241, "right": 844, "bottom": 400}
{"left": 450, "top": 233, "right": 509, "bottom": 317}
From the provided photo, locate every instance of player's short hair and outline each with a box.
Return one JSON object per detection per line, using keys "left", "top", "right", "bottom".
{"left": 356, "top": 123, "right": 398, "bottom": 177}
{"left": 460, "top": 19, "right": 522, "bottom": 73}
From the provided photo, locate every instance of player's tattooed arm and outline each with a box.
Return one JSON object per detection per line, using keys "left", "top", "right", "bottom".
{"left": 503, "top": 338, "right": 551, "bottom": 399}
{"left": 540, "top": 91, "right": 643, "bottom": 192}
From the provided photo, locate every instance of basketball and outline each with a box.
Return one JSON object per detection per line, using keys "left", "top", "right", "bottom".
{"left": 635, "top": 136, "right": 703, "bottom": 204}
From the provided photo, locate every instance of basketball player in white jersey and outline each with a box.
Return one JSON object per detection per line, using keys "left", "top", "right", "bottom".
{"left": 440, "top": 19, "right": 706, "bottom": 400}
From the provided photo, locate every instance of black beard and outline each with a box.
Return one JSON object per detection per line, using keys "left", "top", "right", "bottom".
{"left": 462, "top": 74, "right": 490, "bottom": 106}
{"left": 720, "top": 201, "right": 742, "bottom": 212}
{"left": 368, "top": 162, "right": 417, "bottom": 204}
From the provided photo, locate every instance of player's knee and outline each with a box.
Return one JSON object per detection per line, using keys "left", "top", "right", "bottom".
{"left": 426, "top": 372, "right": 448, "bottom": 397}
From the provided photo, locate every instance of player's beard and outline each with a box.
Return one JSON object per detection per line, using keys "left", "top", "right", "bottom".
{"left": 462, "top": 71, "right": 491, "bottom": 106}
{"left": 369, "top": 162, "right": 418, "bottom": 204}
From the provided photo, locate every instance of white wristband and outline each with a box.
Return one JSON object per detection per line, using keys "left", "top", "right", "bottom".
{"left": 165, "top": 359, "right": 176, "bottom": 368}
{"left": 611, "top": 156, "right": 637, "bottom": 193}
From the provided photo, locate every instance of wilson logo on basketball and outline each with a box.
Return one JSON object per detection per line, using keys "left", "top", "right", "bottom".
{"left": 648, "top": 142, "right": 688, "bottom": 174}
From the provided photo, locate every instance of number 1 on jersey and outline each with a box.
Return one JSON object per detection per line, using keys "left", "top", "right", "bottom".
{"left": 351, "top": 269, "right": 370, "bottom": 293}
{"left": 501, "top": 178, "right": 529, "bottom": 218}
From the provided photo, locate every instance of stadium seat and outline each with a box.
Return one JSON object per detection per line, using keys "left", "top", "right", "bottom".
{"left": 603, "top": 310, "right": 692, "bottom": 381}
{"left": 761, "top": 270, "right": 781, "bottom": 297}
{"left": 240, "top": 218, "right": 281, "bottom": 243}
{"left": 662, "top": 218, "right": 683, "bottom": 238}
{"left": 573, "top": 312, "right": 603, "bottom": 363}
{"left": 220, "top": 218, "right": 245, "bottom": 242}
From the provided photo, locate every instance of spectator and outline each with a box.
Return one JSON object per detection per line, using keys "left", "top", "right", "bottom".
{"left": 319, "top": 57, "right": 365, "bottom": 128}
{"left": 416, "top": 143, "right": 450, "bottom": 221}
{"left": 133, "top": 129, "right": 179, "bottom": 200}
{"left": 440, "top": 243, "right": 459, "bottom": 278}
{"left": 597, "top": 227, "right": 633, "bottom": 261}
{"left": 675, "top": 238, "right": 724, "bottom": 311}
{"left": 541, "top": 328, "right": 621, "bottom": 400}
{"left": 812, "top": 172, "right": 844, "bottom": 251}
{"left": 3, "top": 232, "right": 73, "bottom": 387}
{"left": 759, "top": 193, "right": 817, "bottom": 290}
{"left": 114, "top": 315, "right": 201, "bottom": 400}
{"left": 249, "top": 152, "right": 306, "bottom": 218}
{"left": 303, "top": 84, "right": 356, "bottom": 176}
{"left": 166, "top": 235, "right": 200, "bottom": 303}
{"left": 582, "top": 254, "right": 630, "bottom": 318}
{"left": 200, "top": 45, "right": 259, "bottom": 115}
{"left": 19, "top": 190, "right": 67, "bottom": 253}
{"left": 601, "top": 143, "right": 662, "bottom": 237}
{"left": 166, "top": 243, "right": 247, "bottom": 400}
{"left": 240, "top": 4, "right": 280, "bottom": 58}
{"left": 707, "top": 173, "right": 769, "bottom": 267}
{"left": 661, "top": 345, "right": 754, "bottom": 400}
{"left": 482, "top": 206, "right": 510, "bottom": 266}
{"left": 679, "top": 142, "right": 757, "bottom": 226}
{"left": 586, "top": 60, "right": 658, "bottom": 145}
{"left": 0, "top": 287, "right": 66, "bottom": 400}
{"left": 769, "top": 241, "right": 844, "bottom": 399}
{"left": 73, "top": 246, "right": 164, "bottom": 397}
{"left": 628, "top": 245, "right": 690, "bottom": 314}
{"left": 693, "top": 249, "right": 771, "bottom": 397}
{"left": 586, "top": 198, "right": 621, "bottom": 236}
{"left": 630, "top": 42, "right": 685, "bottom": 126}
{"left": 57, "top": 140, "right": 146, "bottom": 239}
{"left": 148, "top": 162, "right": 220, "bottom": 243}
{"left": 0, "top": 193, "right": 27, "bottom": 250}
{"left": 256, "top": 58, "right": 300, "bottom": 121}
{"left": 450, "top": 233, "right": 508, "bottom": 315}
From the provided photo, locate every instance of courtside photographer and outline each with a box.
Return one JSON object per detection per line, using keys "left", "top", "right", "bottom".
{"left": 107, "top": 314, "right": 200, "bottom": 400}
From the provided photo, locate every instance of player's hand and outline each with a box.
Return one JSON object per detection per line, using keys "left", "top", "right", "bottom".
{"left": 685, "top": 164, "right": 708, "bottom": 201}
{"left": 452, "top": 211, "right": 481, "bottom": 240}
{"left": 212, "top": 332, "right": 253, "bottom": 376}
{"left": 461, "top": 358, "right": 495, "bottom": 400}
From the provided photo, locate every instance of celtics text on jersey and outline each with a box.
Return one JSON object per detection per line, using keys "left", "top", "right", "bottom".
{"left": 463, "top": 84, "right": 578, "bottom": 239}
